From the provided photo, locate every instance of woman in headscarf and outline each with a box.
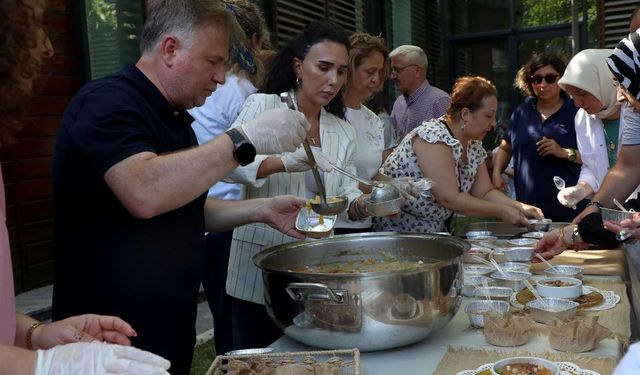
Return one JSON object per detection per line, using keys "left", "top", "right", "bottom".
{"left": 554, "top": 49, "right": 629, "bottom": 209}
{"left": 535, "top": 49, "right": 636, "bottom": 261}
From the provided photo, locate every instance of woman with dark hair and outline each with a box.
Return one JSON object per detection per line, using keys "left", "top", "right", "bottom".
{"left": 492, "top": 50, "right": 582, "bottom": 221}
{"left": 0, "top": 1, "right": 169, "bottom": 374}
{"left": 223, "top": 20, "right": 372, "bottom": 349}
{"left": 373, "top": 76, "right": 542, "bottom": 233}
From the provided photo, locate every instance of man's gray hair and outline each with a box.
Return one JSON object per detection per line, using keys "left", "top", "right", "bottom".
{"left": 140, "top": 0, "right": 232, "bottom": 54}
{"left": 389, "top": 45, "right": 428, "bottom": 72}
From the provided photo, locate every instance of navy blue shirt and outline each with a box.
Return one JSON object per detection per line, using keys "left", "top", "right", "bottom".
{"left": 52, "top": 65, "right": 206, "bottom": 375}
{"left": 504, "top": 96, "right": 584, "bottom": 221}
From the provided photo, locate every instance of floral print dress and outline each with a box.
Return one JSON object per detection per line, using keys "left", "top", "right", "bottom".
{"left": 373, "top": 118, "right": 487, "bottom": 233}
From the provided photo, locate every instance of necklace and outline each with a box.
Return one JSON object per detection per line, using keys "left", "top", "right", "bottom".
{"left": 602, "top": 122, "right": 618, "bottom": 166}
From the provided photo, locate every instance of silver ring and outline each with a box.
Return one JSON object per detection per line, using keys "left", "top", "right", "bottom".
{"left": 616, "top": 229, "right": 633, "bottom": 241}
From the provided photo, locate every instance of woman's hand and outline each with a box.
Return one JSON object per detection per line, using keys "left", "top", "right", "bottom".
{"left": 519, "top": 203, "right": 544, "bottom": 220}
{"left": 536, "top": 137, "right": 566, "bottom": 158}
{"left": 604, "top": 212, "right": 640, "bottom": 240}
{"left": 498, "top": 205, "right": 529, "bottom": 227}
{"left": 557, "top": 184, "right": 588, "bottom": 208}
{"left": 491, "top": 171, "right": 507, "bottom": 191}
{"left": 32, "top": 314, "right": 137, "bottom": 350}
{"left": 533, "top": 229, "right": 568, "bottom": 262}
{"left": 281, "top": 147, "right": 335, "bottom": 172}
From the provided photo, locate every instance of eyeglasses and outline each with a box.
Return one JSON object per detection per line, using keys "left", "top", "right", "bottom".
{"left": 390, "top": 64, "right": 419, "bottom": 75}
{"left": 529, "top": 74, "right": 560, "bottom": 85}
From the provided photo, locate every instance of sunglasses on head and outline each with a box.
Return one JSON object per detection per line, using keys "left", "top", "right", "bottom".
{"left": 529, "top": 74, "right": 559, "bottom": 85}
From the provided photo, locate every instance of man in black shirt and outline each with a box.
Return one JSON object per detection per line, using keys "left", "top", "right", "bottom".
{"left": 52, "top": 1, "right": 309, "bottom": 373}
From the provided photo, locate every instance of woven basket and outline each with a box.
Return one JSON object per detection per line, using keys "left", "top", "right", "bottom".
{"left": 205, "top": 348, "right": 360, "bottom": 375}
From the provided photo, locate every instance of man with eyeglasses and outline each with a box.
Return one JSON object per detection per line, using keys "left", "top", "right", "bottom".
{"left": 389, "top": 45, "right": 450, "bottom": 142}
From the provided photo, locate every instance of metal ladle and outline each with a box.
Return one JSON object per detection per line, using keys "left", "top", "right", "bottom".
{"left": 280, "top": 92, "right": 347, "bottom": 215}
{"left": 329, "top": 163, "right": 402, "bottom": 202}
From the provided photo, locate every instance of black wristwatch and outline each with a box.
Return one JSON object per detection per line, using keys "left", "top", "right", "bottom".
{"left": 586, "top": 200, "right": 603, "bottom": 210}
{"left": 226, "top": 128, "right": 256, "bottom": 166}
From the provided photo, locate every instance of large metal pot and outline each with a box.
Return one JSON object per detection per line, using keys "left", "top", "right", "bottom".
{"left": 253, "top": 232, "right": 466, "bottom": 351}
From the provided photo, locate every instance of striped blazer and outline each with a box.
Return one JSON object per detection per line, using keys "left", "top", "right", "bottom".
{"left": 225, "top": 93, "right": 362, "bottom": 303}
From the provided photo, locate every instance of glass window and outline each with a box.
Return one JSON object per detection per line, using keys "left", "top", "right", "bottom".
{"left": 515, "top": 0, "right": 596, "bottom": 30}
{"left": 450, "top": 0, "right": 510, "bottom": 35}
{"left": 84, "top": 0, "right": 144, "bottom": 79}
{"left": 454, "top": 40, "right": 509, "bottom": 148}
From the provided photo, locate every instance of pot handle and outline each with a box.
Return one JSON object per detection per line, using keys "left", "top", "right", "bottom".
{"left": 286, "top": 282, "right": 347, "bottom": 304}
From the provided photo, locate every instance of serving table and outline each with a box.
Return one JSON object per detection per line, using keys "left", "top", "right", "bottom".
{"left": 270, "top": 259, "right": 630, "bottom": 374}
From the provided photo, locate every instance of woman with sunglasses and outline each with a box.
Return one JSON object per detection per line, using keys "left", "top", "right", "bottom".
{"left": 492, "top": 50, "right": 583, "bottom": 222}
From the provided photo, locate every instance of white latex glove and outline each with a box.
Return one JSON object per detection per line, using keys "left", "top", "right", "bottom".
{"left": 557, "top": 184, "right": 587, "bottom": 209}
{"left": 388, "top": 177, "right": 434, "bottom": 200}
{"left": 240, "top": 108, "right": 310, "bottom": 154}
{"left": 35, "top": 341, "right": 171, "bottom": 375}
{"left": 281, "top": 147, "right": 335, "bottom": 172}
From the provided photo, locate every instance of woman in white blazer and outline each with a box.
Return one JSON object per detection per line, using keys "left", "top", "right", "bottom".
{"left": 223, "top": 20, "right": 372, "bottom": 350}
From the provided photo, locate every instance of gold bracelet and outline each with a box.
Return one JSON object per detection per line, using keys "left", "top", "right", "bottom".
{"left": 26, "top": 321, "right": 44, "bottom": 350}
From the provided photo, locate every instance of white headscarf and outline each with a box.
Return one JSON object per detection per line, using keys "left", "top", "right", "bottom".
{"left": 558, "top": 49, "right": 619, "bottom": 119}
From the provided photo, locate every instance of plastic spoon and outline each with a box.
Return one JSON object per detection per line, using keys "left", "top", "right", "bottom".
{"left": 481, "top": 277, "right": 492, "bottom": 301}
{"left": 535, "top": 253, "right": 558, "bottom": 273}
{"left": 553, "top": 176, "right": 576, "bottom": 209}
{"left": 523, "top": 279, "right": 549, "bottom": 310}
{"left": 489, "top": 258, "right": 508, "bottom": 278}
{"left": 471, "top": 255, "right": 499, "bottom": 270}
{"left": 613, "top": 198, "right": 628, "bottom": 212}
{"left": 553, "top": 176, "right": 565, "bottom": 190}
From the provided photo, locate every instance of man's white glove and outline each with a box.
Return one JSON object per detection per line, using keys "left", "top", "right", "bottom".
{"left": 557, "top": 184, "right": 587, "bottom": 209}
{"left": 240, "top": 108, "right": 310, "bottom": 154}
{"left": 35, "top": 341, "right": 171, "bottom": 375}
{"left": 281, "top": 147, "right": 335, "bottom": 172}
{"left": 388, "top": 177, "right": 434, "bottom": 200}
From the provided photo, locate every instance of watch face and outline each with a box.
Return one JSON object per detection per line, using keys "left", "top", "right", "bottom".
{"left": 236, "top": 142, "right": 256, "bottom": 165}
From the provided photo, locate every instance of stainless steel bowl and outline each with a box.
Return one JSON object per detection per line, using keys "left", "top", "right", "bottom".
{"left": 466, "top": 230, "right": 493, "bottom": 239}
{"left": 465, "top": 300, "right": 509, "bottom": 327}
{"left": 526, "top": 297, "right": 579, "bottom": 324}
{"left": 543, "top": 265, "right": 584, "bottom": 280}
{"left": 464, "top": 264, "right": 494, "bottom": 276}
{"left": 252, "top": 232, "right": 466, "bottom": 351}
{"left": 490, "top": 271, "right": 532, "bottom": 292}
{"left": 498, "top": 262, "right": 530, "bottom": 273}
{"left": 472, "top": 286, "right": 513, "bottom": 301}
{"left": 601, "top": 207, "right": 634, "bottom": 224}
{"left": 501, "top": 247, "right": 534, "bottom": 262}
{"left": 295, "top": 210, "right": 336, "bottom": 239}
{"left": 462, "top": 275, "right": 496, "bottom": 297}
{"left": 463, "top": 247, "right": 492, "bottom": 264}
{"left": 365, "top": 197, "right": 402, "bottom": 216}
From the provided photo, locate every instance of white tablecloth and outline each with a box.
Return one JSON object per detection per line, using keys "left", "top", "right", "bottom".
{"left": 270, "top": 277, "right": 623, "bottom": 375}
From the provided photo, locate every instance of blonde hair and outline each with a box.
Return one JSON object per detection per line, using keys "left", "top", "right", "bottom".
{"left": 348, "top": 33, "right": 388, "bottom": 93}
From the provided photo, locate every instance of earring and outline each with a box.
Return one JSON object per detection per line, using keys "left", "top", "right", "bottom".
{"left": 461, "top": 121, "right": 467, "bottom": 132}
{"left": 296, "top": 76, "right": 302, "bottom": 87}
